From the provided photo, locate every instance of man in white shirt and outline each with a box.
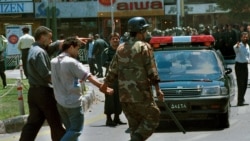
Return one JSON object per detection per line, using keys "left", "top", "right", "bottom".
{"left": 51, "top": 36, "right": 113, "bottom": 141}
{"left": 17, "top": 26, "right": 35, "bottom": 78}
{"left": 234, "top": 32, "right": 250, "bottom": 106}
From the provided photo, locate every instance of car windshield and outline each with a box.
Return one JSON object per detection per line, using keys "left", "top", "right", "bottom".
{"left": 154, "top": 50, "right": 222, "bottom": 81}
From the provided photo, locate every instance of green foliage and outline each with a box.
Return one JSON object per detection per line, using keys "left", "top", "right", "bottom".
{"left": 216, "top": 0, "right": 250, "bottom": 21}
{"left": 0, "top": 79, "right": 29, "bottom": 120}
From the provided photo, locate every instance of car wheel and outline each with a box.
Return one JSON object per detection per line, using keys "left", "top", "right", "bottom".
{"left": 217, "top": 102, "right": 230, "bottom": 129}
{"left": 217, "top": 111, "right": 230, "bottom": 128}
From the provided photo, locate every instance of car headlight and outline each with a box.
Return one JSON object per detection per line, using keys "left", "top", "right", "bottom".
{"left": 201, "top": 86, "right": 220, "bottom": 95}
{"left": 220, "top": 87, "right": 228, "bottom": 95}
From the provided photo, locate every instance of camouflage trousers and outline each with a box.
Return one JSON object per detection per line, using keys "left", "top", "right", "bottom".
{"left": 121, "top": 101, "right": 160, "bottom": 141}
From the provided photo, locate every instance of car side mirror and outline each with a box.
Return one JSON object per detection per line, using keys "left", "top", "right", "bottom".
{"left": 225, "top": 68, "right": 232, "bottom": 74}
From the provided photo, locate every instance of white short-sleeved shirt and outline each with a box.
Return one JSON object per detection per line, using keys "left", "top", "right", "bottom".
{"left": 234, "top": 42, "right": 250, "bottom": 63}
{"left": 17, "top": 34, "right": 35, "bottom": 50}
{"left": 51, "top": 52, "right": 91, "bottom": 108}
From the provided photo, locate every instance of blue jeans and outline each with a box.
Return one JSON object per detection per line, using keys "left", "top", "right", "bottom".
{"left": 57, "top": 104, "right": 84, "bottom": 141}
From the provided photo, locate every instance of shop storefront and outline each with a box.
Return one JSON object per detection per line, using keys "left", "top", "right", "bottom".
{"left": 0, "top": 0, "right": 39, "bottom": 68}
{"left": 97, "top": 0, "right": 165, "bottom": 39}
{"left": 34, "top": 0, "right": 165, "bottom": 41}
{"left": 0, "top": 0, "right": 38, "bottom": 34}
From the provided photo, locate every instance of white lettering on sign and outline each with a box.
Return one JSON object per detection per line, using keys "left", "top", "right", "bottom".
{"left": 0, "top": 3, "right": 24, "bottom": 13}
{"left": 0, "top": 2, "right": 33, "bottom": 14}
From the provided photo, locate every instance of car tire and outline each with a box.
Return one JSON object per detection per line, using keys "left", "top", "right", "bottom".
{"left": 216, "top": 102, "right": 230, "bottom": 129}
{"left": 217, "top": 111, "right": 230, "bottom": 129}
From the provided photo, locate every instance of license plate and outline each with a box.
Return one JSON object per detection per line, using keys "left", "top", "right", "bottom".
{"left": 169, "top": 103, "right": 188, "bottom": 111}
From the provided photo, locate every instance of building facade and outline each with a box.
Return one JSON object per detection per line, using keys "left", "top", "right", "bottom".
{"left": 1, "top": 0, "right": 231, "bottom": 39}
{"left": 0, "top": 0, "right": 230, "bottom": 68}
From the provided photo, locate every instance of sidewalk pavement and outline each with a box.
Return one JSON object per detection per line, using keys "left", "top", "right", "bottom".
{"left": 0, "top": 69, "right": 96, "bottom": 134}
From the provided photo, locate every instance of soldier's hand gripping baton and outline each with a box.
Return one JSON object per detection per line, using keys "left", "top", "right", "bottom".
{"left": 163, "top": 102, "right": 186, "bottom": 134}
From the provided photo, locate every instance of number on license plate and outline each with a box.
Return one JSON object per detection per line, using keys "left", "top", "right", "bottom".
{"left": 169, "top": 103, "right": 188, "bottom": 111}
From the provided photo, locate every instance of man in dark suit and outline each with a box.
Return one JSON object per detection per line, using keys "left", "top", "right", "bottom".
{"left": 93, "top": 34, "right": 108, "bottom": 78}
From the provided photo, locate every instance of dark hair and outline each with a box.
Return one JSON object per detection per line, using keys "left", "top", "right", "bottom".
{"left": 34, "top": 26, "right": 52, "bottom": 41}
{"left": 61, "top": 36, "right": 81, "bottom": 51}
{"left": 241, "top": 32, "right": 249, "bottom": 37}
{"left": 22, "top": 26, "right": 29, "bottom": 33}
{"left": 59, "top": 33, "right": 65, "bottom": 39}
{"left": 109, "top": 32, "right": 120, "bottom": 40}
{"left": 94, "top": 34, "right": 100, "bottom": 39}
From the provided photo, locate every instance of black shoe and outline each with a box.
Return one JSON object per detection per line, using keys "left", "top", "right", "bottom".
{"left": 237, "top": 102, "right": 249, "bottom": 106}
{"left": 114, "top": 119, "right": 127, "bottom": 125}
{"left": 106, "top": 119, "right": 117, "bottom": 127}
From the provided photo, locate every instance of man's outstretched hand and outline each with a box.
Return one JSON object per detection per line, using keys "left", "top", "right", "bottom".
{"left": 78, "top": 37, "right": 91, "bottom": 44}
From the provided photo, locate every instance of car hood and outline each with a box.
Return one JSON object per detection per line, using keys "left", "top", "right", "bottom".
{"left": 159, "top": 80, "right": 224, "bottom": 88}
{"left": 159, "top": 71, "right": 223, "bottom": 79}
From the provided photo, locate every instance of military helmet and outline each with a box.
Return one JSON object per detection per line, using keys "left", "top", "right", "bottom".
{"left": 128, "top": 17, "right": 149, "bottom": 33}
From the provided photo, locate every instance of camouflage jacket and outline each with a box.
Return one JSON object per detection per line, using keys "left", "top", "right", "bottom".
{"left": 104, "top": 38, "right": 160, "bottom": 102}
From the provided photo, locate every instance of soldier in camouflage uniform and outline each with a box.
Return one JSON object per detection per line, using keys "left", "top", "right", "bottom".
{"left": 100, "top": 17, "right": 164, "bottom": 141}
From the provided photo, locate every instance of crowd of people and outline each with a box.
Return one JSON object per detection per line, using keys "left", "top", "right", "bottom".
{"left": 149, "top": 23, "right": 250, "bottom": 60}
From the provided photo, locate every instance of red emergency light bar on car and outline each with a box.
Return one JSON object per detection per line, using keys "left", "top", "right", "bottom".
{"left": 149, "top": 35, "right": 215, "bottom": 48}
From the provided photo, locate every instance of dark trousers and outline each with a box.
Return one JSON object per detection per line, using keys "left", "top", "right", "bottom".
{"left": 0, "top": 71, "right": 6, "bottom": 87}
{"left": 0, "top": 61, "right": 6, "bottom": 87}
{"left": 21, "top": 48, "right": 29, "bottom": 78}
{"left": 235, "top": 62, "right": 248, "bottom": 104}
{"left": 19, "top": 87, "right": 65, "bottom": 141}
{"left": 95, "top": 55, "right": 103, "bottom": 76}
{"left": 104, "top": 83, "right": 122, "bottom": 115}
{"left": 88, "top": 58, "right": 97, "bottom": 75}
